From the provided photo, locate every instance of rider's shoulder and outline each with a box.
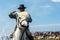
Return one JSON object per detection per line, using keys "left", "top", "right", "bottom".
{"left": 22, "top": 11, "right": 29, "bottom": 14}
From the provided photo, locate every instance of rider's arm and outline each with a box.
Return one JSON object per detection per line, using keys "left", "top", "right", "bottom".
{"left": 28, "top": 14, "right": 32, "bottom": 23}
{"left": 9, "top": 11, "right": 17, "bottom": 19}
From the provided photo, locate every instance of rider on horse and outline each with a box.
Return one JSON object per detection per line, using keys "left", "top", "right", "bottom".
{"left": 9, "top": 4, "right": 34, "bottom": 40}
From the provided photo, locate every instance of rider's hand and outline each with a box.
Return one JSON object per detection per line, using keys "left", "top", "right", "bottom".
{"left": 10, "top": 11, "right": 16, "bottom": 14}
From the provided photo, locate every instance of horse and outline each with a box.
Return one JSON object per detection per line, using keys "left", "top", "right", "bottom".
{"left": 10, "top": 17, "right": 30, "bottom": 40}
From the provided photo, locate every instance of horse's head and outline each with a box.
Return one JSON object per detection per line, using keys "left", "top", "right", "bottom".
{"left": 17, "top": 17, "right": 28, "bottom": 30}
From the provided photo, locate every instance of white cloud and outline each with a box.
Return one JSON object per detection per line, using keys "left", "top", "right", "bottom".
{"left": 30, "top": 24, "right": 60, "bottom": 27}
{"left": 39, "top": 5, "right": 51, "bottom": 8}
{"left": 30, "top": 24, "right": 60, "bottom": 32}
{"left": 52, "top": 0, "right": 60, "bottom": 2}
{"left": 39, "top": 5, "right": 53, "bottom": 16}
{"left": 24, "top": 0, "right": 40, "bottom": 2}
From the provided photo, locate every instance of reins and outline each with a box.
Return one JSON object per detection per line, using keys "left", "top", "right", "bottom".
{"left": 20, "top": 26, "right": 28, "bottom": 40}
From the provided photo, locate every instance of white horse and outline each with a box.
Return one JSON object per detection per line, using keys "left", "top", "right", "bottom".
{"left": 10, "top": 17, "right": 29, "bottom": 40}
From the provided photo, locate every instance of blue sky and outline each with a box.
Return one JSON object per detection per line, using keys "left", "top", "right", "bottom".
{"left": 0, "top": 0, "right": 60, "bottom": 36}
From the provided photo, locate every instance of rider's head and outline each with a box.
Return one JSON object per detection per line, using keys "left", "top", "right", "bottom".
{"left": 18, "top": 4, "right": 26, "bottom": 12}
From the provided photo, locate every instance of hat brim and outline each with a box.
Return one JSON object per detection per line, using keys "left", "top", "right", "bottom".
{"left": 18, "top": 7, "right": 26, "bottom": 9}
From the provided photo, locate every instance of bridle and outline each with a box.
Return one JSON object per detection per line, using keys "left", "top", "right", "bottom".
{"left": 17, "top": 17, "right": 28, "bottom": 29}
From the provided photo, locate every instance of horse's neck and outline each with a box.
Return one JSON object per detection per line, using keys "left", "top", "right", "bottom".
{"left": 13, "top": 27, "right": 21, "bottom": 40}
{"left": 14, "top": 27, "right": 26, "bottom": 40}
{"left": 15, "top": 27, "right": 21, "bottom": 35}
{"left": 15, "top": 28, "right": 20, "bottom": 35}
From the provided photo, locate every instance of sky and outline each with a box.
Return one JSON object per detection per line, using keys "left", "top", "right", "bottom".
{"left": 0, "top": 0, "right": 60, "bottom": 36}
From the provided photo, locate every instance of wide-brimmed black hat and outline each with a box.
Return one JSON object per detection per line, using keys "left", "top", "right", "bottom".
{"left": 18, "top": 4, "right": 26, "bottom": 9}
